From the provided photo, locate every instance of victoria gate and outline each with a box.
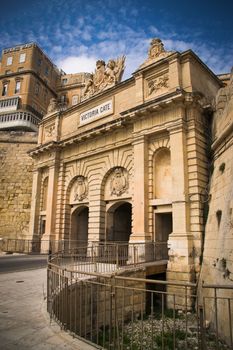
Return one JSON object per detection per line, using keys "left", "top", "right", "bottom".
{"left": 29, "top": 39, "right": 222, "bottom": 290}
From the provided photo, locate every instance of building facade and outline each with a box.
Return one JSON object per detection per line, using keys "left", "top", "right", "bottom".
{"left": 28, "top": 39, "right": 223, "bottom": 283}
{"left": 0, "top": 42, "right": 89, "bottom": 132}
{"left": 0, "top": 43, "right": 61, "bottom": 131}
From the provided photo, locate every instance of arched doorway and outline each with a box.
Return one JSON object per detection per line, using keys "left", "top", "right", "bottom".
{"left": 106, "top": 202, "right": 132, "bottom": 265}
{"left": 70, "top": 206, "right": 89, "bottom": 249}
{"left": 106, "top": 202, "right": 132, "bottom": 242}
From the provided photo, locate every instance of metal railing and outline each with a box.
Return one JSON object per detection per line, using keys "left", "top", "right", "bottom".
{"left": 47, "top": 261, "right": 233, "bottom": 350}
{"left": 50, "top": 241, "right": 168, "bottom": 274}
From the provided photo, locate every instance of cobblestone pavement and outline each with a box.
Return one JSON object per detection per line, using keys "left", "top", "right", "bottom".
{"left": 0, "top": 267, "right": 97, "bottom": 350}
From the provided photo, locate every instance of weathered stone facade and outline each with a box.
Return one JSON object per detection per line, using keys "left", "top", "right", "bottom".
{"left": 0, "top": 131, "right": 37, "bottom": 239}
{"left": 28, "top": 39, "right": 223, "bottom": 287}
{"left": 199, "top": 70, "right": 233, "bottom": 343}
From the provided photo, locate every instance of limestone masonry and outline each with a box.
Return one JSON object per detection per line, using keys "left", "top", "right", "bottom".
{"left": 0, "top": 39, "right": 232, "bottom": 297}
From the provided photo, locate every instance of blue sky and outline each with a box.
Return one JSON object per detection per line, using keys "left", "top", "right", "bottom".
{"left": 0, "top": 0, "right": 232, "bottom": 79}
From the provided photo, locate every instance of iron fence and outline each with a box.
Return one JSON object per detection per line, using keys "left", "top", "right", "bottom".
{"left": 50, "top": 241, "right": 168, "bottom": 274}
{"left": 47, "top": 260, "right": 233, "bottom": 350}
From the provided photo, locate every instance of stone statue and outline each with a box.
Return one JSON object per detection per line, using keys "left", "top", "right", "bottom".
{"left": 83, "top": 56, "right": 125, "bottom": 100}
{"left": 47, "top": 98, "right": 58, "bottom": 114}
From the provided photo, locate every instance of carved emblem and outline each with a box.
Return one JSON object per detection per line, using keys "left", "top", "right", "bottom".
{"left": 149, "top": 38, "right": 165, "bottom": 59}
{"left": 148, "top": 74, "right": 169, "bottom": 95}
{"left": 139, "top": 38, "right": 174, "bottom": 69}
{"left": 110, "top": 168, "right": 128, "bottom": 196}
{"left": 45, "top": 124, "right": 55, "bottom": 138}
{"left": 74, "top": 176, "right": 87, "bottom": 201}
{"left": 82, "top": 56, "right": 125, "bottom": 100}
{"left": 47, "top": 98, "right": 58, "bottom": 114}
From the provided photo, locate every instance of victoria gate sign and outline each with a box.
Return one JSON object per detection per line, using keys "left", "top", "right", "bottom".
{"left": 80, "top": 100, "right": 113, "bottom": 125}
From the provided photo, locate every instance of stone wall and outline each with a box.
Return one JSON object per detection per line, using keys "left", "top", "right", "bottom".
{"left": 199, "top": 70, "right": 233, "bottom": 345}
{"left": 52, "top": 269, "right": 146, "bottom": 340}
{"left": 0, "top": 131, "right": 37, "bottom": 239}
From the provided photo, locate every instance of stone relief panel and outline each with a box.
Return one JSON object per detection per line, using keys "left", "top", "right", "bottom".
{"left": 69, "top": 176, "right": 88, "bottom": 204}
{"left": 43, "top": 123, "right": 56, "bottom": 142}
{"left": 146, "top": 72, "right": 169, "bottom": 99}
{"left": 104, "top": 167, "right": 130, "bottom": 200}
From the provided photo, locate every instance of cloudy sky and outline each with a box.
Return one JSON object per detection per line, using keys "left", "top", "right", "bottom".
{"left": 0, "top": 0, "right": 232, "bottom": 79}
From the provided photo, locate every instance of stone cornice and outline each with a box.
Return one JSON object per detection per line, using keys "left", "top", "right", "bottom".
{"left": 29, "top": 117, "right": 127, "bottom": 156}
{"left": 31, "top": 89, "right": 208, "bottom": 157}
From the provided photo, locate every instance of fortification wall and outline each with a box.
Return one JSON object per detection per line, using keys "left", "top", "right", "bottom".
{"left": 199, "top": 71, "right": 233, "bottom": 345}
{"left": 0, "top": 131, "right": 37, "bottom": 239}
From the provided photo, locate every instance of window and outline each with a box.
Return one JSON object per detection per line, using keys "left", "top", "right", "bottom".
{"left": 6, "top": 56, "right": 13, "bottom": 65}
{"left": 35, "top": 83, "right": 40, "bottom": 95}
{"left": 62, "top": 78, "right": 67, "bottom": 85}
{"left": 60, "top": 94, "right": 66, "bottom": 103}
{"left": 45, "top": 66, "right": 49, "bottom": 76}
{"left": 15, "top": 81, "right": 21, "bottom": 94}
{"left": 18, "top": 67, "right": 24, "bottom": 72}
{"left": 19, "top": 53, "right": 26, "bottom": 63}
{"left": 37, "top": 58, "right": 42, "bottom": 66}
{"left": 72, "top": 95, "right": 79, "bottom": 106}
{"left": 5, "top": 70, "right": 12, "bottom": 75}
{"left": 2, "top": 83, "right": 8, "bottom": 96}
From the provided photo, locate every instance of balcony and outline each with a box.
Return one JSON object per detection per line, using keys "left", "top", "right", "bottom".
{"left": 0, "top": 110, "right": 41, "bottom": 131}
{"left": 0, "top": 96, "right": 19, "bottom": 112}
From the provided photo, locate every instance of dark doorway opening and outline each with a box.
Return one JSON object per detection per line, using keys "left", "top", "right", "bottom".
{"left": 71, "top": 206, "right": 89, "bottom": 249}
{"left": 146, "top": 272, "right": 167, "bottom": 315}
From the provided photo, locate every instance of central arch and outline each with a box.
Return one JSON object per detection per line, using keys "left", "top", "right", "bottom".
{"left": 70, "top": 206, "right": 89, "bottom": 249}
{"left": 106, "top": 202, "right": 132, "bottom": 242}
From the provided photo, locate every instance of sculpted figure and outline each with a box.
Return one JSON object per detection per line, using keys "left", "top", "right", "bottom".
{"left": 82, "top": 56, "right": 125, "bottom": 100}
{"left": 83, "top": 74, "right": 94, "bottom": 97}
{"left": 93, "top": 60, "right": 106, "bottom": 89}
{"left": 47, "top": 98, "right": 58, "bottom": 113}
{"left": 105, "top": 56, "right": 126, "bottom": 85}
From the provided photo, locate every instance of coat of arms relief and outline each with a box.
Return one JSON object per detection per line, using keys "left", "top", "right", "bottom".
{"left": 82, "top": 56, "right": 125, "bottom": 100}
{"left": 73, "top": 176, "right": 88, "bottom": 202}
{"left": 110, "top": 168, "right": 128, "bottom": 196}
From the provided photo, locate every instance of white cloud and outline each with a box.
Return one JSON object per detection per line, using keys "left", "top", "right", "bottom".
{"left": 56, "top": 55, "right": 97, "bottom": 74}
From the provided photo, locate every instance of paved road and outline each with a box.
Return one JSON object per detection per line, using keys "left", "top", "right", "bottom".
{"left": 0, "top": 254, "right": 48, "bottom": 273}
{"left": 0, "top": 267, "right": 96, "bottom": 349}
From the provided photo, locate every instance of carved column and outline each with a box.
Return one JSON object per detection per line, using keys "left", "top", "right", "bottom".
{"left": 131, "top": 135, "right": 150, "bottom": 242}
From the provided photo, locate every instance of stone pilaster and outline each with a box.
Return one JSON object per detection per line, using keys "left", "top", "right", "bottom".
{"left": 28, "top": 169, "right": 42, "bottom": 240}
{"left": 167, "top": 120, "right": 195, "bottom": 303}
{"left": 131, "top": 136, "right": 150, "bottom": 242}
